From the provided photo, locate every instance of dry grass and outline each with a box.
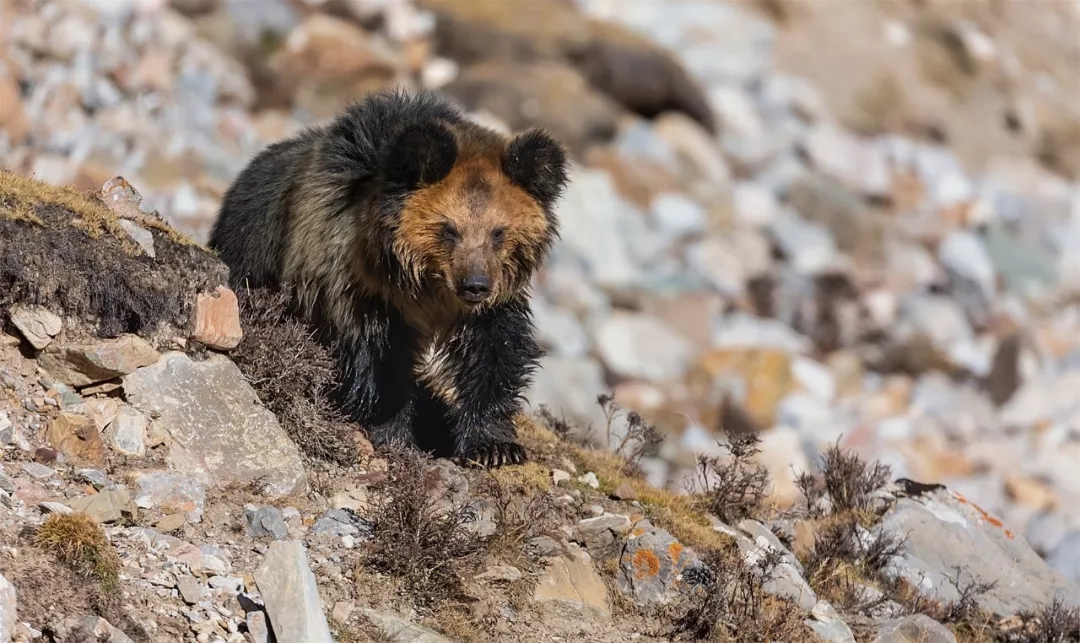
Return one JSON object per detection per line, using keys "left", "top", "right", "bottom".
{"left": 0, "top": 169, "right": 194, "bottom": 248}
{"left": 35, "top": 512, "right": 122, "bottom": 594}
{"left": 230, "top": 285, "right": 361, "bottom": 465}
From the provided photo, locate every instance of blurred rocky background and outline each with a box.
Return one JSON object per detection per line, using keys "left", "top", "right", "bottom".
{"left": 3, "top": 0, "right": 1080, "bottom": 592}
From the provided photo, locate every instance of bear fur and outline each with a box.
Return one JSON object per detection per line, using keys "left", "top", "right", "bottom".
{"left": 208, "top": 89, "right": 570, "bottom": 467}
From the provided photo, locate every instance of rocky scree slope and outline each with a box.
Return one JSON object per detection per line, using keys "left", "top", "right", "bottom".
{"left": 1, "top": 173, "right": 1079, "bottom": 642}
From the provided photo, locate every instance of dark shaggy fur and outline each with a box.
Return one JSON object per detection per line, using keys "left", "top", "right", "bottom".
{"left": 208, "top": 89, "right": 569, "bottom": 467}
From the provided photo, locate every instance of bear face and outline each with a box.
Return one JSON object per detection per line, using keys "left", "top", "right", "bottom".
{"left": 380, "top": 121, "right": 569, "bottom": 311}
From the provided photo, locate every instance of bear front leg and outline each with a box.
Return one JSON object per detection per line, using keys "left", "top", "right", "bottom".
{"left": 331, "top": 308, "right": 420, "bottom": 450}
{"left": 435, "top": 298, "right": 543, "bottom": 467}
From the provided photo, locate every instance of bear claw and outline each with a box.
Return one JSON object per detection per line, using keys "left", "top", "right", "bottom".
{"left": 457, "top": 442, "right": 527, "bottom": 468}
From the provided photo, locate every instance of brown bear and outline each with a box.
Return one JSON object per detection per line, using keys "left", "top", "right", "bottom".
{"left": 207, "top": 88, "right": 570, "bottom": 467}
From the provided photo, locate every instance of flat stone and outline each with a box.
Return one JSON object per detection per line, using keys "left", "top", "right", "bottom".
{"left": 190, "top": 286, "right": 243, "bottom": 351}
{"left": 331, "top": 601, "right": 353, "bottom": 623}
{"left": 611, "top": 482, "right": 637, "bottom": 501}
{"left": 154, "top": 514, "right": 187, "bottom": 532}
{"left": 310, "top": 508, "right": 375, "bottom": 539}
{"left": 361, "top": 609, "right": 455, "bottom": 643}
{"left": 871, "top": 614, "right": 957, "bottom": 643}
{"left": 573, "top": 515, "right": 633, "bottom": 550}
{"left": 99, "top": 176, "right": 144, "bottom": 220}
{"left": 254, "top": 540, "right": 334, "bottom": 643}
{"left": 39, "top": 335, "right": 160, "bottom": 387}
{"left": 46, "top": 412, "right": 106, "bottom": 465}
{"left": 534, "top": 544, "right": 610, "bottom": 618}
{"left": 133, "top": 471, "right": 206, "bottom": 523}
{"left": 109, "top": 405, "right": 147, "bottom": 457}
{"left": 67, "top": 488, "right": 136, "bottom": 524}
{"left": 876, "top": 486, "right": 1080, "bottom": 616}
{"left": 176, "top": 576, "right": 207, "bottom": 605}
{"left": 122, "top": 352, "right": 307, "bottom": 499}
{"left": 21, "top": 462, "right": 55, "bottom": 480}
{"left": 245, "top": 505, "right": 288, "bottom": 540}
{"left": 8, "top": 305, "right": 62, "bottom": 350}
{"left": 714, "top": 520, "right": 818, "bottom": 611}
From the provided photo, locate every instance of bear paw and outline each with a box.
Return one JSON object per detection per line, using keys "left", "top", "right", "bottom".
{"left": 456, "top": 442, "right": 527, "bottom": 468}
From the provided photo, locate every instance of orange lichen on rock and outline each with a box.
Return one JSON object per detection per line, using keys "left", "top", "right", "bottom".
{"left": 632, "top": 549, "right": 661, "bottom": 579}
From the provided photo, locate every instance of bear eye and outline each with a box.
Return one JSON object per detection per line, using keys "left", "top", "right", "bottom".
{"left": 441, "top": 223, "right": 460, "bottom": 244}
{"left": 491, "top": 227, "right": 506, "bottom": 246}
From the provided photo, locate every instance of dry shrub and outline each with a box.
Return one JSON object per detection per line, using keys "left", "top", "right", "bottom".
{"left": 230, "top": 285, "right": 359, "bottom": 465}
{"left": 692, "top": 430, "right": 771, "bottom": 524}
{"left": 35, "top": 513, "right": 121, "bottom": 594}
{"left": 477, "top": 467, "right": 559, "bottom": 567}
{"left": 797, "top": 441, "right": 892, "bottom": 519}
{"left": 670, "top": 546, "right": 808, "bottom": 642}
{"left": 597, "top": 393, "right": 665, "bottom": 473}
{"left": 1005, "top": 598, "right": 1080, "bottom": 643}
{"left": 361, "top": 446, "right": 483, "bottom": 607}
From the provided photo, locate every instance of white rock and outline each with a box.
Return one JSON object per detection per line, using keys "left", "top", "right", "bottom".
{"left": 254, "top": 540, "right": 333, "bottom": 643}
{"left": 0, "top": 573, "right": 15, "bottom": 643}
{"left": 552, "top": 469, "right": 571, "bottom": 486}
{"left": 733, "top": 181, "right": 780, "bottom": 227}
{"left": 595, "top": 312, "right": 693, "bottom": 383}
{"left": 578, "top": 472, "right": 600, "bottom": 489}
{"left": 117, "top": 219, "right": 156, "bottom": 258}
{"left": 110, "top": 405, "right": 148, "bottom": 457}
{"left": 938, "top": 230, "right": 996, "bottom": 299}
{"left": 804, "top": 123, "right": 891, "bottom": 199}
{"left": 8, "top": 306, "right": 63, "bottom": 350}
{"left": 687, "top": 229, "right": 771, "bottom": 297}
{"left": 710, "top": 85, "right": 765, "bottom": 141}
{"left": 651, "top": 192, "right": 706, "bottom": 239}
{"left": 792, "top": 357, "right": 836, "bottom": 401}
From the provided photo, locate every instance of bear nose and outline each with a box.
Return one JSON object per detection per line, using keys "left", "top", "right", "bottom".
{"left": 461, "top": 275, "right": 491, "bottom": 302}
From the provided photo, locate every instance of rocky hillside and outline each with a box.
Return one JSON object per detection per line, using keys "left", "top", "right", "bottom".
{"left": 1, "top": 169, "right": 1078, "bottom": 643}
{"left": 3, "top": 0, "right": 1080, "bottom": 640}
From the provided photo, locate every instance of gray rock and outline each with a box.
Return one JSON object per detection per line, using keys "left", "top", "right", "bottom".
{"left": 526, "top": 357, "right": 607, "bottom": 438}
{"left": 0, "top": 573, "right": 14, "bottom": 643}
{"left": 122, "top": 352, "right": 306, "bottom": 499}
{"left": 803, "top": 123, "right": 890, "bottom": 199}
{"left": 39, "top": 335, "right": 160, "bottom": 387}
{"left": 475, "top": 565, "right": 522, "bottom": 583}
{"left": 595, "top": 312, "right": 693, "bottom": 383}
{"left": 176, "top": 576, "right": 207, "bottom": 605}
{"left": 8, "top": 305, "right": 62, "bottom": 350}
{"left": 651, "top": 192, "right": 707, "bottom": 240}
{"left": 551, "top": 169, "right": 641, "bottom": 290}
{"left": 938, "top": 230, "right": 996, "bottom": 300}
{"left": 361, "top": 609, "right": 455, "bottom": 643}
{"left": 713, "top": 520, "right": 818, "bottom": 611}
{"left": 254, "top": 540, "right": 333, "bottom": 643}
{"left": 76, "top": 469, "right": 109, "bottom": 488}
{"left": 109, "top": 405, "right": 147, "bottom": 456}
{"left": 805, "top": 601, "right": 855, "bottom": 643}
{"left": 22, "top": 462, "right": 54, "bottom": 479}
{"left": 876, "top": 486, "right": 1080, "bottom": 616}
{"left": 871, "top": 614, "right": 957, "bottom": 643}
{"left": 530, "top": 297, "right": 589, "bottom": 359}
{"left": 245, "top": 505, "right": 288, "bottom": 540}
{"left": 712, "top": 312, "right": 814, "bottom": 354}
{"left": 117, "top": 219, "right": 156, "bottom": 258}
{"left": 617, "top": 527, "right": 708, "bottom": 606}
{"left": 310, "top": 508, "right": 374, "bottom": 540}
{"left": 0, "top": 471, "right": 13, "bottom": 494}
{"left": 246, "top": 610, "right": 270, "bottom": 643}
{"left": 733, "top": 181, "right": 780, "bottom": 228}
{"left": 132, "top": 471, "right": 206, "bottom": 523}
{"left": 686, "top": 228, "right": 771, "bottom": 297}
{"left": 768, "top": 208, "right": 838, "bottom": 275}
{"left": 572, "top": 514, "right": 633, "bottom": 550}
{"left": 1047, "top": 530, "right": 1080, "bottom": 585}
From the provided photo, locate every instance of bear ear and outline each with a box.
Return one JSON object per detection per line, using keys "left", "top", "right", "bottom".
{"left": 503, "top": 129, "right": 569, "bottom": 209}
{"left": 382, "top": 121, "right": 459, "bottom": 192}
